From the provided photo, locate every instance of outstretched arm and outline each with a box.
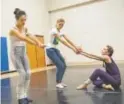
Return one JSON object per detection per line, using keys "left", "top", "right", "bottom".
{"left": 26, "top": 28, "right": 46, "bottom": 48}
{"left": 53, "top": 33, "right": 77, "bottom": 53}
{"left": 9, "top": 29, "right": 37, "bottom": 45}
{"left": 63, "top": 35, "right": 77, "bottom": 49}
{"left": 80, "top": 51, "right": 107, "bottom": 61}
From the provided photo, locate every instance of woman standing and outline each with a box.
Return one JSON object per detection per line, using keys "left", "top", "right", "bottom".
{"left": 9, "top": 8, "right": 45, "bottom": 104}
{"left": 46, "top": 18, "right": 81, "bottom": 88}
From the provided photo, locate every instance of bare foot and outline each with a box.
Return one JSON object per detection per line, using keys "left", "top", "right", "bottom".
{"left": 76, "top": 84, "right": 88, "bottom": 90}
{"left": 103, "top": 84, "right": 114, "bottom": 91}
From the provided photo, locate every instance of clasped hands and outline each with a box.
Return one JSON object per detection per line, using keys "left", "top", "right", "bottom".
{"left": 72, "top": 46, "right": 83, "bottom": 54}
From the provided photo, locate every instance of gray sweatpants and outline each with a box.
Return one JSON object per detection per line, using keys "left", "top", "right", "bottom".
{"left": 11, "top": 46, "right": 31, "bottom": 99}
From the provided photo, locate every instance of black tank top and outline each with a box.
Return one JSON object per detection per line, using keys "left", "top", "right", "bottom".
{"left": 104, "top": 58, "right": 121, "bottom": 82}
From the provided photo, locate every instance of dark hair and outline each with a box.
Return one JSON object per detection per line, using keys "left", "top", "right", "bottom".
{"left": 107, "top": 45, "right": 114, "bottom": 56}
{"left": 14, "top": 8, "right": 26, "bottom": 20}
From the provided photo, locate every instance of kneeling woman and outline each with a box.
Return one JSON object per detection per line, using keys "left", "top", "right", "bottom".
{"left": 77, "top": 45, "right": 121, "bottom": 90}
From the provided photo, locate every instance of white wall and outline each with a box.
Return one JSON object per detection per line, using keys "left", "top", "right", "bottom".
{"left": 2, "top": 0, "right": 124, "bottom": 68}
{"left": 49, "top": 0, "right": 124, "bottom": 63}
{"left": 2, "top": 0, "right": 49, "bottom": 36}
{"left": 1, "top": 0, "right": 50, "bottom": 70}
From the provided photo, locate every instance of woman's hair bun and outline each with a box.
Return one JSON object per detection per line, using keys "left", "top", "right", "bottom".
{"left": 14, "top": 8, "right": 20, "bottom": 15}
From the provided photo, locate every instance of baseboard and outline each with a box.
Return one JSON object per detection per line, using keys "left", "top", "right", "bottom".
{"left": 67, "top": 60, "right": 124, "bottom": 66}
{"left": 1, "top": 70, "right": 17, "bottom": 75}
{"left": 1, "top": 60, "right": 124, "bottom": 77}
{"left": 1, "top": 64, "right": 54, "bottom": 74}
{"left": 47, "top": 64, "right": 54, "bottom": 66}
{"left": 67, "top": 60, "right": 124, "bottom": 68}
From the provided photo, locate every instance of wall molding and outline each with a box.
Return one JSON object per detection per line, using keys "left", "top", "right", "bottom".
{"left": 48, "top": 0, "right": 106, "bottom": 13}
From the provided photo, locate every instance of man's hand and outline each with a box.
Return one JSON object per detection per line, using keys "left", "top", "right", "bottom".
{"left": 75, "top": 46, "right": 83, "bottom": 54}
{"left": 37, "top": 42, "right": 46, "bottom": 48}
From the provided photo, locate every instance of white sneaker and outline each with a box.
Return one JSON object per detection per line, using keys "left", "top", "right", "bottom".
{"left": 56, "top": 83, "right": 64, "bottom": 88}
{"left": 61, "top": 83, "right": 67, "bottom": 87}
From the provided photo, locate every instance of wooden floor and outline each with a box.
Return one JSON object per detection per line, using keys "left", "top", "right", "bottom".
{"left": 1, "top": 63, "right": 124, "bottom": 104}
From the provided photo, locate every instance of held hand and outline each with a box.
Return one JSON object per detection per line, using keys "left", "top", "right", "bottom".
{"left": 37, "top": 42, "right": 46, "bottom": 48}
{"left": 39, "top": 43, "right": 46, "bottom": 48}
{"left": 76, "top": 46, "right": 83, "bottom": 53}
{"left": 36, "top": 42, "right": 41, "bottom": 47}
{"left": 40, "top": 44, "right": 46, "bottom": 48}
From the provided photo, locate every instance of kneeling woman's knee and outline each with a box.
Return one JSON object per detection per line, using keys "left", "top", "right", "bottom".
{"left": 94, "top": 69, "right": 102, "bottom": 74}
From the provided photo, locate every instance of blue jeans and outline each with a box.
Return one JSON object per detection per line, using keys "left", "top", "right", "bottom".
{"left": 46, "top": 48, "right": 67, "bottom": 83}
